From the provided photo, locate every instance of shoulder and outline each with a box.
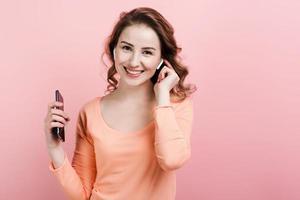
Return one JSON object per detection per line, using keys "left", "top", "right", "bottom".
{"left": 77, "top": 96, "right": 101, "bottom": 117}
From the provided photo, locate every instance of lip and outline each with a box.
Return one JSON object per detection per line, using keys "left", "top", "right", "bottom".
{"left": 123, "top": 66, "right": 144, "bottom": 78}
{"left": 123, "top": 66, "right": 144, "bottom": 72}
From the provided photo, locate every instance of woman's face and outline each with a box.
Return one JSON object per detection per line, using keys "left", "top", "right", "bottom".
{"left": 113, "top": 24, "right": 162, "bottom": 85}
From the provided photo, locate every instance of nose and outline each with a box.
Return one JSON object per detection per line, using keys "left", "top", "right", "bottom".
{"left": 128, "top": 52, "right": 141, "bottom": 68}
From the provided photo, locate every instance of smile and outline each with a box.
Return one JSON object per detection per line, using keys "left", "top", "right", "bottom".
{"left": 123, "top": 66, "right": 145, "bottom": 78}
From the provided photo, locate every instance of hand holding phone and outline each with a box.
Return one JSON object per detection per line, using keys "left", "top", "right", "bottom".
{"left": 51, "top": 90, "right": 65, "bottom": 142}
{"left": 151, "top": 59, "right": 166, "bottom": 84}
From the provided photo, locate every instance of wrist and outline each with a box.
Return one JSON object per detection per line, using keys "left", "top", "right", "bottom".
{"left": 155, "top": 90, "right": 170, "bottom": 106}
{"left": 47, "top": 141, "right": 62, "bottom": 150}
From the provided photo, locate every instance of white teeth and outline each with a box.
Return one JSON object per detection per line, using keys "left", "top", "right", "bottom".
{"left": 125, "top": 67, "right": 144, "bottom": 74}
{"left": 128, "top": 70, "right": 143, "bottom": 74}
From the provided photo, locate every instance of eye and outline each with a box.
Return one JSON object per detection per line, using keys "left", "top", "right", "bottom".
{"left": 143, "top": 50, "right": 153, "bottom": 55}
{"left": 121, "top": 45, "right": 132, "bottom": 51}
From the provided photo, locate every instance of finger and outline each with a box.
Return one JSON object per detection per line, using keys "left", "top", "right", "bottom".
{"left": 50, "top": 121, "right": 65, "bottom": 128}
{"left": 163, "top": 63, "right": 179, "bottom": 78}
{"left": 50, "top": 109, "right": 70, "bottom": 120}
{"left": 48, "top": 101, "right": 63, "bottom": 111}
{"left": 158, "top": 69, "right": 165, "bottom": 82}
{"left": 51, "top": 110, "right": 70, "bottom": 121}
{"left": 162, "top": 69, "right": 166, "bottom": 79}
{"left": 51, "top": 115, "right": 67, "bottom": 124}
{"left": 163, "top": 59, "right": 173, "bottom": 69}
{"left": 161, "top": 67, "right": 170, "bottom": 79}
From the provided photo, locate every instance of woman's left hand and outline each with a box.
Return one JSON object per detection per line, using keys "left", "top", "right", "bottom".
{"left": 153, "top": 59, "right": 180, "bottom": 95}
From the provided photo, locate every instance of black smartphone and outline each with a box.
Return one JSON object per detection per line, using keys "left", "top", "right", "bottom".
{"left": 151, "top": 59, "right": 166, "bottom": 84}
{"left": 51, "top": 90, "right": 65, "bottom": 142}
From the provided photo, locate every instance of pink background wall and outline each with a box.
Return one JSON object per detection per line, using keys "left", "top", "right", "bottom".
{"left": 1, "top": 0, "right": 299, "bottom": 199}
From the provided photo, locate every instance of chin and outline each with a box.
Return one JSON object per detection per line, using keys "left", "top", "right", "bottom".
{"left": 121, "top": 75, "right": 153, "bottom": 86}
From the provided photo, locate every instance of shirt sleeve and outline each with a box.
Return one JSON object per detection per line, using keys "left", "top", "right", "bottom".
{"left": 48, "top": 108, "right": 97, "bottom": 200}
{"left": 153, "top": 97, "right": 194, "bottom": 172}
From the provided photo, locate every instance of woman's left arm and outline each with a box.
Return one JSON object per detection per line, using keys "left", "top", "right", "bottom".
{"left": 153, "top": 95, "right": 194, "bottom": 172}
{"left": 153, "top": 60, "right": 194, "bottom": 172}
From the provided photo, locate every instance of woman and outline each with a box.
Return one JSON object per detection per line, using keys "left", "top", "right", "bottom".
{"left": 44, "top": 7, "right": 196, "bottom": 200}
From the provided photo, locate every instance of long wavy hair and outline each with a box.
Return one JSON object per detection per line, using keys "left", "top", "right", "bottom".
{"left": 101, "top": 7, "right": 197, "bottom": 103}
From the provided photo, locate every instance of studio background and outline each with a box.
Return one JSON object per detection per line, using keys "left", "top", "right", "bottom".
{"left": 0, "top": 0, "right": 299, "bottom": 199}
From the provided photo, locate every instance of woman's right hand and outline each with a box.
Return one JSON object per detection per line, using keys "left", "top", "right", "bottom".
{"left": 44, "top": 101, "right": 70, "bottom": 149}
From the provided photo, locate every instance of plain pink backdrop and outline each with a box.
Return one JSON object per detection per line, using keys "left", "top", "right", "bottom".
{"left": 1, "top": 0, "right": 299, "bottom": 199}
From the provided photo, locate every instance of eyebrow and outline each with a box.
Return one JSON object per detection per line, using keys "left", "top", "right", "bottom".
{"left": 120, "top": 41, "right": 156, "bottom": 51}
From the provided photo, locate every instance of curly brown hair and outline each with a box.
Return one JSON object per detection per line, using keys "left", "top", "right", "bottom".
{"left": 101, "top": 7, "right": 197, "bottom": 103}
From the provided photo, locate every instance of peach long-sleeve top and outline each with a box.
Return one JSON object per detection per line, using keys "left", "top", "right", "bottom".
{"left": 49, "top": 96, "right": 194, "bottom": 200}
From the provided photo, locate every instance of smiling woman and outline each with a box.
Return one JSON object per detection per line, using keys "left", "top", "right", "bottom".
{"left": 113, "top": 24, "right": 161, "bottom": 83}
{"left": 46, "top": 6, "right": 196, "bottom": 200}
{"left": 102, "top": 7, "right": 197, "bottom": 102}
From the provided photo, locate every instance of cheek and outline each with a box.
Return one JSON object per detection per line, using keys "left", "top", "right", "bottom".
{"left": 116, "top": 53, "right": 131, "bottom": 64}
{"left": 144, "top": 60, "right": 160, "bottom": 71}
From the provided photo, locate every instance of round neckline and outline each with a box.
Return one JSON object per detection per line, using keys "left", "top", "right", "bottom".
{"left": 96, "top": 96, "right": 155, "bottom": 136}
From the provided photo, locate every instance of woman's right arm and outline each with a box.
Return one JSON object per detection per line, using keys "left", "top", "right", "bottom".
{"left": 44, "top": 101, "right": 97, "bottom": 200}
